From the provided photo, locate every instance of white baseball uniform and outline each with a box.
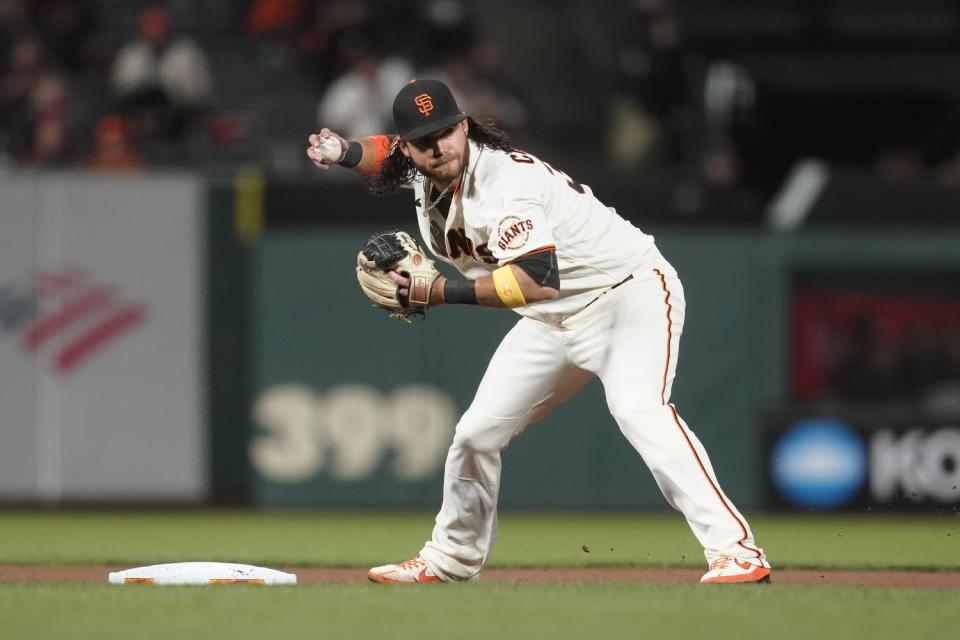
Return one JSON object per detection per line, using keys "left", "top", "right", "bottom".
{"left": 407, "top": 140, "right": 766, "bottom": 580}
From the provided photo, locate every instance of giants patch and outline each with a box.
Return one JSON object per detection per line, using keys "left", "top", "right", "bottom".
{"left": 496, "top": 216, "right": 534, "bottom": 252}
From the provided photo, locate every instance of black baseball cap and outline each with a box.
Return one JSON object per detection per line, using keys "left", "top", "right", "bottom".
{"left": 393, "top": 79, "right": 467, "bottom": 141}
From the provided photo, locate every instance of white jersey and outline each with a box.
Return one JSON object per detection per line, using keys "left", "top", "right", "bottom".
{"left": 377, "top": 135, "right": 768, "bottom": 584}
{"left": 411, "top": 140, "right": 657, "bottom": 323}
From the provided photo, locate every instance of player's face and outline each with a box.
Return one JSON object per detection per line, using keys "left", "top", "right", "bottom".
{"left": 400, "top": 120, "right": 469, "bottom": 187}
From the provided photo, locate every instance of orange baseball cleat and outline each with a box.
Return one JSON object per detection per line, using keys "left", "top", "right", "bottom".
{"left": 700, "top": 557, "right": 772, "bottom": 584}
{"left": 367, "top": 556, "right": 444, "bottom": 584}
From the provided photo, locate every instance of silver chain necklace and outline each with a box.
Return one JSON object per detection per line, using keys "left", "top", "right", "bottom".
{"left": 428, "top": 180, "right": 455, "bottom": 212}
{"left": 425, "top": 163, "right": 466, "bottom": 215}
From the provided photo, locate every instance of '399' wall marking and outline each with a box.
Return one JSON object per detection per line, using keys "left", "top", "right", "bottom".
{"left": 250, "top": 384, "right": 456, "bottom": 483}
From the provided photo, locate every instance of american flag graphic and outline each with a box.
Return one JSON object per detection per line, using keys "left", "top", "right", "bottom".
{"left": 1, "top": 267, "right": 147, "bottom": 374}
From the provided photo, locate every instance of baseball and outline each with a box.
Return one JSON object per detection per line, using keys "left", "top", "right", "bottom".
{"left": 313, "top": 136, "right": 343, "bottom": 163}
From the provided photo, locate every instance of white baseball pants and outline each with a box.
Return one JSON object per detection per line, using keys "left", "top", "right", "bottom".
{"left": 419, "top": 255, "right": 766, "bottom": 581}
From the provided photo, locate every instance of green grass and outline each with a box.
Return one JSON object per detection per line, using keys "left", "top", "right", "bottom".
{"left": 2, "top": 511, "right": 958, "bottom": 640}
{"left": 1, "top": 510, "right": 958, "bottom": 570}
{"left": 3, "top": 582, "right": 957, "bottom": 640}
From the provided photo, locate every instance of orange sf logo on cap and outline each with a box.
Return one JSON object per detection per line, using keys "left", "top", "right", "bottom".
{"left": 415, "top": 93, "right": 434, "bottom": 116}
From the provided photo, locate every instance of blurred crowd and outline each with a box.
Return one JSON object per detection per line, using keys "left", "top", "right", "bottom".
{"left": 0, "top": 0, "right": 213, "bottom": 171}
{"left": 606, "top": 0, "right": 960, "bottom": 219}
{"left": 1, "top": 0, "right": 959, "bottom": 221}
{"left": 0, "top": 0, "right": 529, "bottom": 174}
{"left": 0, "top": 0, "right": 95, "bottom": 168}
{"left": 246, "top": 0, "right": 529, "bottom": 140}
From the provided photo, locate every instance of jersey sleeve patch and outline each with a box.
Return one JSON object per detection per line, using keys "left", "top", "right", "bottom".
{"left": 495, "top": 215, "right": 535, "bottom": 252}
{"left": 477, "top": 164, "right": 554, "bottom": 262}
{"left": 490, "top": 208, "right": 554, "bottom": 262}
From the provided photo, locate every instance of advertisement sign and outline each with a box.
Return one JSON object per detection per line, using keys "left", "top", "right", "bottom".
{"left": 766, "top": 413, "right": 960, "bottom": 509}
{"left": 0, "top": 174, "right": 205, "bottom": 502}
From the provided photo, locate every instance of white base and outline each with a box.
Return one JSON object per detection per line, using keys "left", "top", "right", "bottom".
{"left": 108, "top": 562, "right": 297, "bottom": 585}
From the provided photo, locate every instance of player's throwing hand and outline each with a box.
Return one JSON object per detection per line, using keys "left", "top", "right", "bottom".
{"left": 306, "top": 128, "right": 348, "bottom": 169}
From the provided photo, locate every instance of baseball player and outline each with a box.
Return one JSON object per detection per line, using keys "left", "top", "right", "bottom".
{"left": 306, "top": 79, "right": 771, "bottom": 584}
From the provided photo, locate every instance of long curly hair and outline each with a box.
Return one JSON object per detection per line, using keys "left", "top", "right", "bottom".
{"left": 364, "top": 117, "right": 513, "bottom": 197}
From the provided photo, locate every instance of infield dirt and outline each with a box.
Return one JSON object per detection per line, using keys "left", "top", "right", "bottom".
{"left": 2, "top": 565, "right": 958, "bottom": 589}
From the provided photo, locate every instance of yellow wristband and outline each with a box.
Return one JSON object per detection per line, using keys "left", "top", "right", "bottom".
{"left": 492, "top": 266, "right": 527, "bottom": 308}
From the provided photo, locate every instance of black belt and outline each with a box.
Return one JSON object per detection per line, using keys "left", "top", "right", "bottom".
{"left": 610, "top": 273, "right": 634, "bottom": 291}
{"left": 580, "top": 274, "right": 634, "bottom": 312}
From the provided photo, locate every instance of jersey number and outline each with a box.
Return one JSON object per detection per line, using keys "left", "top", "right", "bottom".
{"left": 508, "top": 150, "right": 585, "bottom": 194}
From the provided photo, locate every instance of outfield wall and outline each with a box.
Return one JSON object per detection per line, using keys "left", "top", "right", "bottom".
{"left": 1, "top": 175, "right": 956, "bottom": 510}
{"left": 235, "top": 217, "right": 959, "bottom": 509}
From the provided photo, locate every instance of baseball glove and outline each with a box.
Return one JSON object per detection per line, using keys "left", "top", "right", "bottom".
{"left": 356, "top": 230, "right": 441, "bottom": 321}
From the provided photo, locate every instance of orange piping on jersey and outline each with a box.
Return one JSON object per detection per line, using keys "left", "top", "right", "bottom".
{"left": 667, "top": 404, "right": 764, "bottom": 560}
{"left": 653, "top": 267, "right": 763, "bottom": 561}
{"left": 653, "top": 268, "right": 673, "bottom": 404}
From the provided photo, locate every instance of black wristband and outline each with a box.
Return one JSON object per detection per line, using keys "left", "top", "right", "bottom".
{"left": 341, "top": 140, "right": 363, "bottom": 168}
{"left": 443, "top": 279, "right": 478, "bottom": 305}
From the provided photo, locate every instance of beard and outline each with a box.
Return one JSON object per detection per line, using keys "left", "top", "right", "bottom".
{"left": 415, "top": 140, "right": 469, "bottom": 187}
{"left": 419, "top": 155, "right": 462, "bottom": 184}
